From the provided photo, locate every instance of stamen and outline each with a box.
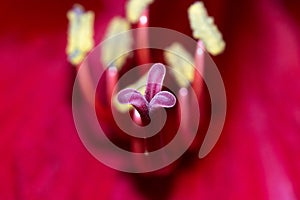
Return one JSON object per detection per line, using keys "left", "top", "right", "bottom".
{"left": 66, "top": 4, "right": 95, "bottom": 65}
{"left": 77, "top": 62, "right": 95, "bottom": 105}
{"left": 188, "top": 1, "right": 225, "bottom": 55}
{"left": 179, "top": 87, "right": 188, "bottom": 96}
{"left": 100, "top": 17, "right": 133, "bottom": 70}
{"left": 164, "top": 43, "right": 195, "bottom": 88}
{"left": 106, "top": 66, "right": 118, "bottom": 104}
{"left": 192, "top": 40, "right": 205, "bottom": 96}
{"left": 140, "top": 15, "right": 148, "bottom": 25}
{"left": 136, "top": 10, "right": 151, "bottom": 66}
{"left": 178, "top": 88, "right": 189, "bottom": 132}
{"left": 178, "top": 87, "right": 192, "bottom": 146}
{"left": 125, "top": 0, "right": 154, "bottom": 23}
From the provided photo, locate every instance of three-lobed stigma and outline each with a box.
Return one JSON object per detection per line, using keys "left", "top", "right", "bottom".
{"left": 117, "top": 63, "right": 176, "bottom": 124}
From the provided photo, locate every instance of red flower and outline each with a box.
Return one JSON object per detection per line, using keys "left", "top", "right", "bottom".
{"left": 1, "top": 0, "right": 300, "bottom": 199}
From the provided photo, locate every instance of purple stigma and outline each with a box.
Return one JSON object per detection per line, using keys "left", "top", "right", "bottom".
{"left": 117, "top": 63, "right": 176, "bottom": 125}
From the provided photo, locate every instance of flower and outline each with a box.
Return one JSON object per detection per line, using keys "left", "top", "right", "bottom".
{"left": 1, "top": 0, "right": 300, "bottom": 199}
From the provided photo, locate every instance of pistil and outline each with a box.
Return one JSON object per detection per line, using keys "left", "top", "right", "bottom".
{"left": 117, "top": 63, "right": 176, "bottom": 125}
{"left": 193, "top": 40, "right": 205, "bottom": 98}
{"left": 106, "top": 66, "right": 119, "bottom": 105}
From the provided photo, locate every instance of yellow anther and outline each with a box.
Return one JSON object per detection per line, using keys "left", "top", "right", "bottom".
{"left": 66, "top": 4, "right": 95, "bottom": 65}
{"left": 188, "top": 1, "right": 225, "bottom": 55}
{"left": 100, "top": 16, "right": 133, "bottom": 70}
{"left": 164, "top": 43, "right": 195, "bottom": 88}
{"left": 126, "top": 0, "right": 154, "bottom": 23}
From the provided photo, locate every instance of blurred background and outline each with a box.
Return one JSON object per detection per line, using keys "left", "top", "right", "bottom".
{"left": 1, "top": 0, "right": 300, "bottom": 199}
